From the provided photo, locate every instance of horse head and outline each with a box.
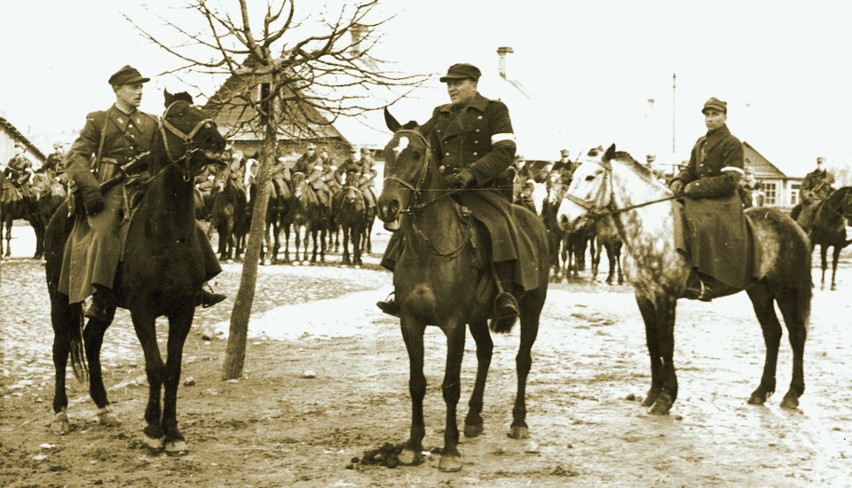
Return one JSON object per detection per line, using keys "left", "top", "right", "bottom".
{"left": 556, "top": 144, "right": 616, "bottom": 231}
{"left": 377, "top": 108, "right": 430, "bottom": 228}
{"left": 153, "top": 90, "right": 226, "bottom": 177}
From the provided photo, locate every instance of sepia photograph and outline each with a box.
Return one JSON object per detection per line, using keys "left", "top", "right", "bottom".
{"left": 1, "top": 1, "right": 849, "bottom": 486}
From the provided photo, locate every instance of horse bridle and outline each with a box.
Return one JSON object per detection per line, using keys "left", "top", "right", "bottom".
{"left": 159, "top": 101, "right": 216, "bottom": 180}
{"left": 563, "top": 158, "right": 677, "bottom": 217}
{"left": 382, "top": 129, "right": 463, "bottom": 213}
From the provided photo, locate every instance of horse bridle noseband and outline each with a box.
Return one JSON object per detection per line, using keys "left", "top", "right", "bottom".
{"left": 159, "top": 101, "right": 216, "bottom": 180}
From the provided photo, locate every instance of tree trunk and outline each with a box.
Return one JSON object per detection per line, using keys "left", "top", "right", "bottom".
{"left": 222, "top": 72, "right": 277, "bottom": 380}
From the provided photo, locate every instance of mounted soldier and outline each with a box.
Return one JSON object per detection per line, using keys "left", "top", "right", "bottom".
{"left": 790, "top": 156, "right": 835, "bottom": 230}
{"left": 377, "top": 63, "right": 540, "bottom": 325}
{"left": 4, "top": 142, "right": 34, "bottom": 190}
{"left": 42, "top": 142, "right": 68, "bottom": 178}
{"left": 669, "top": 97, "right": 752, "bottom": 301}
{"left": 59, "top": 65, "right": 226, "bottom": 321}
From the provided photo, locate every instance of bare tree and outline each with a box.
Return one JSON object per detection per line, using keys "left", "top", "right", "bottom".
{"left": 128, "top": 0, "right": 426, "bottom": 379}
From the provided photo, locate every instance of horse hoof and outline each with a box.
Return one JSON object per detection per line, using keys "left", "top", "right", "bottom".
{"left": 97, "top": 407, "right": 121, "bottom": 427}
{"left": 143, "top": 433, "right": 165, "bottom": 451}
{"left": 747, "top": 394, "right": 767, "bottom": 405}
{"left": 165, "top": 439, "right": 189, "bottom": 456}
{"left": 397, "top": 448, "right": 421, "bottom": 466}
{"left": 438, "top": 454, "right": 462, "bottom": 472}
{"left": 647, "top": 393, "right": 673, "bottom": 415}
{"left": 780, "top": 396, "right": 799, "bottom": 410}
{"left": 463, "top": 422, "right": 483, "bottom": 438}
{"left": 51, "top": 411, "right": 70, "bottom": 435}
{"left": 508, "top": 426, "right": 529, "bottom": 439}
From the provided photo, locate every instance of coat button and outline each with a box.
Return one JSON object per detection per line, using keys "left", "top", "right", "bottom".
{"left": 445, "top": 152, "right": 450, "bottom": 156}
{"left": 474, "top": 140, "right": 479, "bottom": 144}
{"left": 475, "top": 129, "right": 480, "bottom": 132}
{"left": 473, "top": 152, "right": 478, "bottom": 156}
{"left": 477, "top": 116, "right": 483, "bottom": 120}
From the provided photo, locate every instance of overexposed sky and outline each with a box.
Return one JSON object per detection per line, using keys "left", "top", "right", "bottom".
{"left": 2, "top": 0, "right": 850, "bottom": 174}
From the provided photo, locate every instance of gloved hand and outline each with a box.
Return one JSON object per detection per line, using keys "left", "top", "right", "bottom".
{"left": 669, "top": 179, "right": 684, "bottom": 195}
{"left": 446, "top": 169, "right": 475, "bottom": 189}
{"left": 81, "top": 185, "right": 105, "bottom": 216}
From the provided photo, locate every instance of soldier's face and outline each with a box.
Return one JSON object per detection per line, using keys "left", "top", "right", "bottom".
{"left": 703, "top": 109, "right": 726, "bottom": 130}
{"left": 446, "top": 79, "right": 477, "bottom": 106}
{"left": 114, "top": 83, "right": 144, "bottom": 108}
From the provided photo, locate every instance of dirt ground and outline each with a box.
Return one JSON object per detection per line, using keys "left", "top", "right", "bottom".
{"left": 1, "top": 222, "right": 850, "bottom": 487}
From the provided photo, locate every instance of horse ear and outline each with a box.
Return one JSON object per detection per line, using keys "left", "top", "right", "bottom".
{"left": 164, "top": 89, "right": 174, "bottom": 108}
{"left": 603, "top": 144, "right": 617, "bottom": 162}
{"left": 384, "top": 107, "right": 402, "bottom": 133}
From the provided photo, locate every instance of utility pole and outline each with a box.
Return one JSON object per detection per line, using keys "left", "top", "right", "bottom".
{"left": 672, "top": 73, "right": 677, "bottom": 153}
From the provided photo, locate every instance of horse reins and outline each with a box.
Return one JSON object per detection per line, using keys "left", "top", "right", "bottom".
{"left": 564, "top": 159, "right": 678, "bottom": 218}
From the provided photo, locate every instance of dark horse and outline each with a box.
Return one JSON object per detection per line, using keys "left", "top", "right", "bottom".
{"left": 288, "top": 172, "right": 325, "bottom": 263}
{"left": 28, "top": 172, "right": 67, "bottom": 259}
{"left": 557, "top": 145, "right": 811, "bottom": 414}
{"left": 799, "top": 186, "right": 851, "bottom": 290}
{"left": 44, "top": 91, "right": 226, "bottom": 453}
{"left": 207, "top": 170, "right": 245, "bottom": 261}
{"left": 333, "top": 173, "right": 369, "bottom": 266}
{"left": 377, "top": 111, "right": 549, "bottom": 472}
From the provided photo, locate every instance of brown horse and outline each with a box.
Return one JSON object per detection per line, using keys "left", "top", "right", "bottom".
{"left": 44, "top": 91, "right": 226, "bottom": 453}
{"left": 288, "top": 172, "right": 325, "bottom": 263}
{"left": 376, "top": 110, "right": 549, "bottom": 472}
{"left": 557, "top": 145, "right": 811, "bottom": 415}
{"left": 28, "top": 172, "right": 67, "bottom": 259}
{"left": 333, "top": 174, "right": 368, "bottom": 266}
{"left": 206, "top": 171, "right": 245, "bottom": 261}
{"left": 801, "top": 186, "right": 851, "bottom": 290}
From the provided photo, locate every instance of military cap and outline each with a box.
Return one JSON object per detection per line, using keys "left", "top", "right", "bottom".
{"left": 307, "top": 143, "right": 317, "bottom": 150}
{"left": 439, "top": 63, "right": 482, "bottom": 82}
{"left": 108, "top": 65, "right": 150, "bottom": 86}
{"left": 816, "top": 156, "right": 825, "bottom": 163}
{"left": 701, "top": 97, "right": 727, "bottom": 114}
{"left": 560, "top": 149, "right": 570, "bottom": 157}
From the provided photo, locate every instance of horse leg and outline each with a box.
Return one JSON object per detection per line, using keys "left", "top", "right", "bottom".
{"left": 131, "top": 310, "right": 167, "bottom": 450}
{"left": 4, "top": 220, "right": 11, "bottom": 257}
{"left": 162, "top": 307, "right": 194, "bottom": 454}
{"left": 744, "top": 283, "right": 782, "bottom": 405}
{"left": 591, "top": 239, "right": 602, "bottom": 282}
{"left": 635, "top": 293, "right": 678, "bottom": 414}
{"left": 464, "top": 320, "right": 492, "bottom": 438}
{"left": 774, "top": 288, "right": 808, "bottom": 409}
{"left": 616, "top": 244, "right": 624, "bottom": 284}
{"left": 353, "top": 225, "right": 362, "bottom": 266}
{"left": 398, "top": 317, "right": 427, "bottom": 467}
{"left": 605, "top": 243, "right": 615, "bottom": 285}
{"left": 341, "top": 225, "right": 351, "bottom": 265}
{"left": 50, "top": 297, "right": 82, "bottom": 434}
{"left": 820, "top": 245, "right": 828, "bottom": 290}
{"left": 510, "top": 298, "right": 542, "bottom": 438}
{"left": 83, "top": 312, "right": 121, "bottom": 426}
{"left": 830, "top": 245, "right": 841, "bottom": 291}
{"left": 438, "top": 321, "right": 466, "bottom": 472}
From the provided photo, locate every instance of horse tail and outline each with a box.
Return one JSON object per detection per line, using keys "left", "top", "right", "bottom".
{"left": 69, "top": 311, "right": 89, "bottom": 383}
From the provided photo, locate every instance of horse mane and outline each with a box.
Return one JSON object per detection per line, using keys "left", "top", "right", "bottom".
{"left": 602, "top": 148, "right": 656, "bottom": 180}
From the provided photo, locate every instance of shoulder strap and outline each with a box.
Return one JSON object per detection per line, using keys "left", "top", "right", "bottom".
{"left": 95, "top": 111, "right": 108, "bottom": 166}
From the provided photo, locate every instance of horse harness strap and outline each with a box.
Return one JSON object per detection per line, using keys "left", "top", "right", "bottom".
{"left": 159, "top": 101, "right": 215, "bottom": 176}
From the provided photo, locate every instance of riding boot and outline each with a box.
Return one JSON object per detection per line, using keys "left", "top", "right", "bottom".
{"left": 492, "top": 261, "right": 520, "bottom": 330}
{"left": 196, "top": 284, "right": 227, "bottom": 308}
{"left": 376, "top": 291, "right": 401, "bottom": 317}
{"left": 85, "top": 285, "right": 116, "bottom": 322}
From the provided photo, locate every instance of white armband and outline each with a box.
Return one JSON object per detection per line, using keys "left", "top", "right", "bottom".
{"left": 491, "top": 133, "right": 516, "bottom": 144}
{"left": 721, "top": 166, "right": 744, "bottom": 174}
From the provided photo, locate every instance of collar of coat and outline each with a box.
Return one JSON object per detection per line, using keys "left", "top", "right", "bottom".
{"left": 437, "top": 92, "right": 490, "bottom": 114}
{"left": 699, "top": 124, "right": 731, "bottom": 153}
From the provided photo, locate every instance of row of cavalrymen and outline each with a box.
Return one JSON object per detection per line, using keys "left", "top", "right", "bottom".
{"left": 193, "top": 143, "right": 378, "bottom": 220}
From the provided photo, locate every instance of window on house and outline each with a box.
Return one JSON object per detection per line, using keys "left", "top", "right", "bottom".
{"left": 790, "top": 183, "right": 800, "bottom": 206}
{"left": 763, "top": 181, "right": 777, "bottom": 205}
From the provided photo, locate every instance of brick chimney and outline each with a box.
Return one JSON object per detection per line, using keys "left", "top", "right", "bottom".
{"left": 497, "top": 46, "right": 514, "bottom": 79}
{"left": 350, "top": 23, "right": 366, "bottom": 56}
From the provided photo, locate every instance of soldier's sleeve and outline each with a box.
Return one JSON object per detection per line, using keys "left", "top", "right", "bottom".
{"left": 684, "top": 137, "right": 743, "bottom": 198}
{"left": 66, "top": 112, "right": 104, "bottom": 191}
{"left": 468, "top": 102, "right": 516, "bottom": 185}
{"left": 674, "top": 140, "right": 701, "bottom": 185}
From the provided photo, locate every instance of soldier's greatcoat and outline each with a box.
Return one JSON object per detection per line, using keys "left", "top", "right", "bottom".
{"left": 391, "top": 92, "right": 540, "bottom": 291}
{"left": 59, "top": 105, "right": 220, "bottom": 304}
{"left": 674, "top": 124, "right": 753, "bottom": 288}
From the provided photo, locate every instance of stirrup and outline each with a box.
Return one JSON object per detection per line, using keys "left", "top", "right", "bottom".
{"left": 376, "top": 292, "right": 401, "bottom": 317}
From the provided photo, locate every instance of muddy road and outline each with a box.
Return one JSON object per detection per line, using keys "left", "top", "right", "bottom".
{"left": 1, "top": 223, "right": 850, "bottom": 487}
